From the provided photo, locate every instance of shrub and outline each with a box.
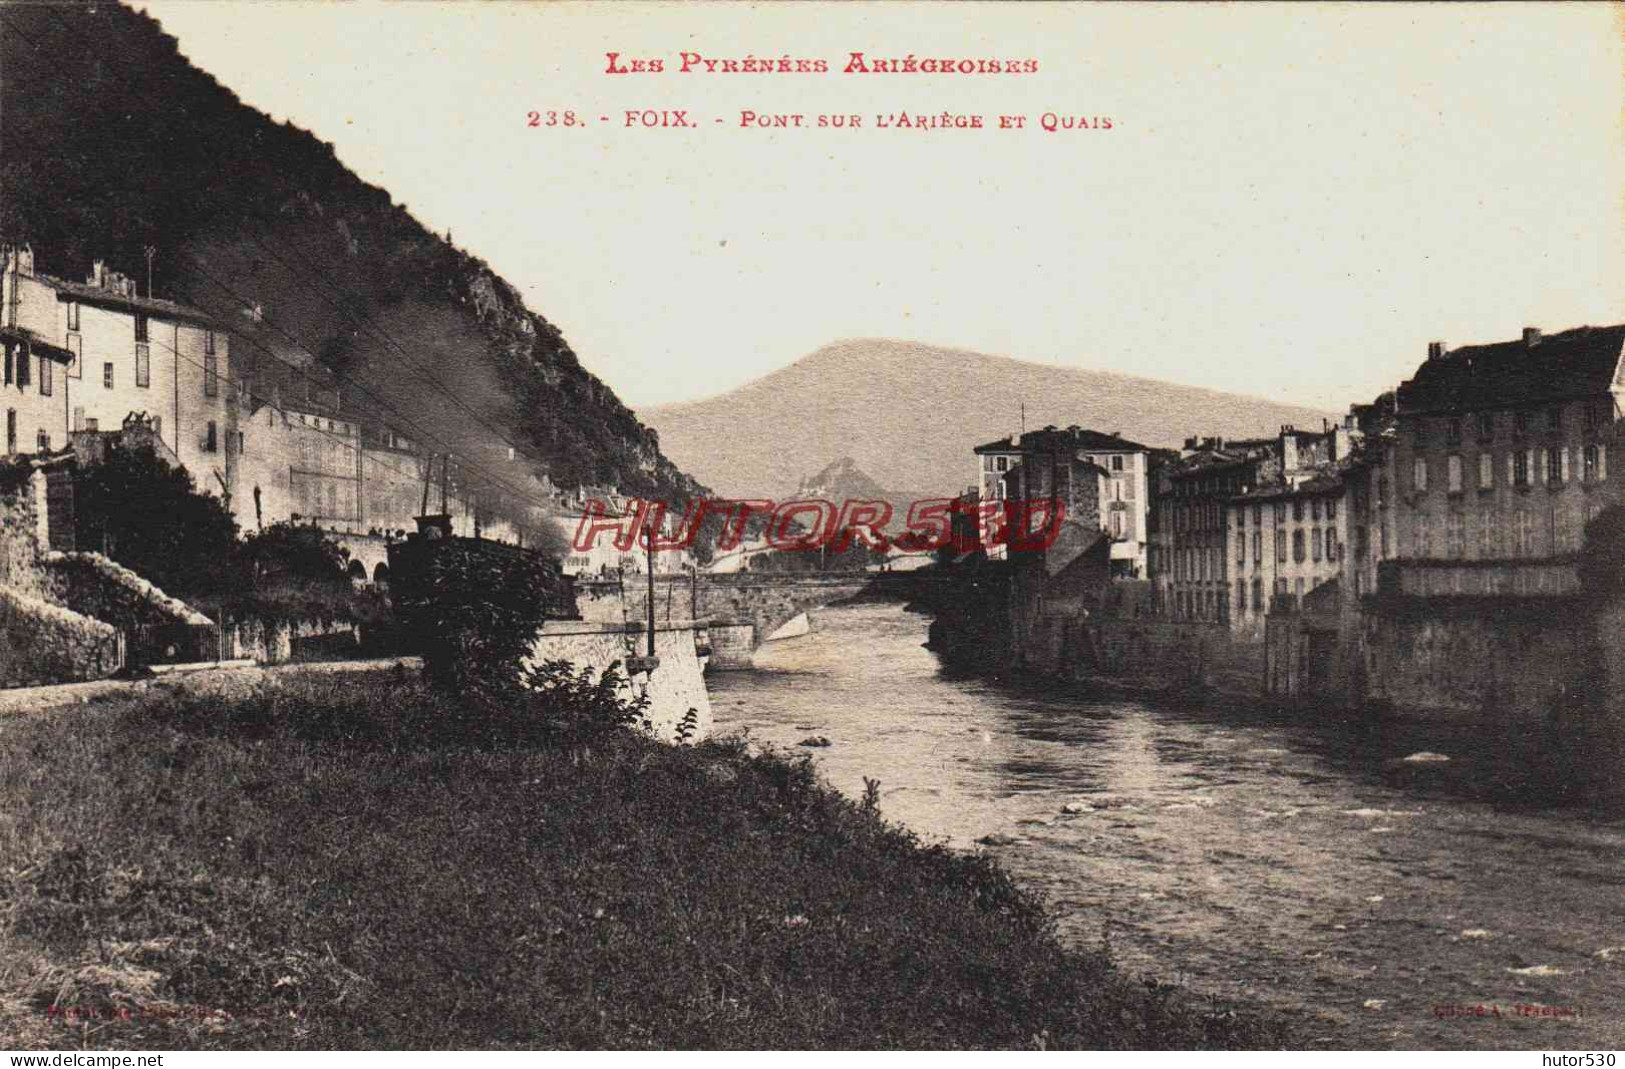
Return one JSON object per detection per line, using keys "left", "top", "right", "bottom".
{"left": 389, "top": 539, "right": 571, "bottom": 707}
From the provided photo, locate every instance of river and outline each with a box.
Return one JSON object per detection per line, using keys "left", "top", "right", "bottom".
{"left": 708, "top": 602, "right": 1625, "bottom": 1050}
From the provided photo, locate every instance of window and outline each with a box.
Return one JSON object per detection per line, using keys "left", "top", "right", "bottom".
{"left": 1412, "top": 457, "right": 1428, "bottom": 492}
{"left": 1292, "top": 529, "right": 1305, "bottom": 563}
{"left": 1252, "top": 531, "right": 1261, "bottom": 564}
{"left": 1416, "top": 514, "right": 1432, "bottom": 557}
{"left": 5, "top": 409, "right": 15, "bottom": 454}
{"left": 66, "top": 334, "right": 81, "bottom": 380}
{"left": 205, "top": 330, "right": 217, "bottom": 355}
{"left": 38, "top": 357, "right": 50, "bottom": 397}
{"left": 1251, "top": 578, "right": 1262, "bottom": 611}
{"left": 1253, "top": 504, "right": 1261, "bottom": 526}
{"left": 1274, "top": 502, "right": 1285, "bottom": 524}
{"left": 1447, "top": 455, "right": 1462, "bottom": 493}
{"left": 1513, "top": 450, "right": 1530, "bottom": 487}
{"left": 1111, "top": 455, "right": 1123, "bottom": 472}
{"left": 1446, "top": 418, "right": 1462, "bottom": 445}
{"left": 1584, "top": 444, "right": 1599, "bottom": 481}
{"left": 205, "top": 420, "right": 218, "bottom": 453}
{"left": 1446, "top": 511, "right": 1464, "bottom": 559}
{"left": 1311, "top": 498, "right": 1321, "bottom": 521}
{"left": 1325, "top": 527, "right": 1338, "bottom": 562}
{"left": 1514, "top": 410, "right": 1530, "bottom": 435}
{"left": 1547, "top": 406, "right": 1562, "bottom": 430}
{"left": 1311, "top": 528, "right": 1322, "bottom": 562}
{"left": 135, "top": 343, "right": 149, "bottom": 388}
{"left": 1237, "top": 579, "right": 1247, "bottom": 614}
{"left": 1547, "top": 447, "right": 1563, "bottom": 485}
{"left": 103, "top": 362, "right": 114, "bottom": 389}
{"left": 134, "top": 313, "right": 149, "bottom": 343}
{"left": 1478, "top": 411, "right": 1495, "bottom": 440}
{"left": 995, "top": 456, "right": 1008, "bottom": 472}
{"left": 15, "top": 345, "right": 28, "bottom": 387}
{"left": 237, "top": 430, "right": 246, "bottom": 456}
{"left": 1479, "top": 453, "right": 1493, "bottom": 489}
{"left": 1293, "top": 500, "right": 1304, "bottom": 522}
{"left": 1326, "top": 498, "right": 1337, "bottom": 521}
{"left": 35, "top": 429, "right": 48, "bottom": 452}
{"left": 1238, "top": 506, "right": 1247, "bottom": 528}
{"left": 1275, "top": 529, "right": 1287, "bottom": 563}
{"left": 66, "top": 301, "right": 80, "bottom": 332}
{"left": 1294, "top": 577, "right": 1304, "bottom": 601}
{"left": 1235, "top": 531, "right": 1245, "bottom": 563}
{"left": 982, "top": 456, "right": 993, "bottom": 472}
{"left": 204, "top": 347, "right": 218, "bottom": 398}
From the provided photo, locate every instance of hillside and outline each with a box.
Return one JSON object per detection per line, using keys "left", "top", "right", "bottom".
{"left": 645, "top": 340, "right": 1339, "bottom": 499}
{"left": 0, "top": 2, "right": 704, "bottom": 523}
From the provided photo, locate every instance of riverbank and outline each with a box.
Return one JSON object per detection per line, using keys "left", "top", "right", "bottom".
{"left": 0, "top": 671, "right": 1282, "bottom": 1050}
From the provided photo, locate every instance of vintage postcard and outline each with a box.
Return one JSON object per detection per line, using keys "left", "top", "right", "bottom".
{"left": 0, "top": 0, "right": 1622, "bottom": 1056}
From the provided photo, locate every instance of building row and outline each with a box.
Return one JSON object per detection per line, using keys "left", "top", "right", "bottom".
{"left": 969, "top": 322, "right": 1623, "bottom": 627}
{"left": 1, "top": 246, "right": 690, "bottom": 579}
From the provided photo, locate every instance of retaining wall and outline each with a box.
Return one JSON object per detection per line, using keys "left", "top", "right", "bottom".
{"left": 527, "top": 619, "right": 713, "bottom": 743}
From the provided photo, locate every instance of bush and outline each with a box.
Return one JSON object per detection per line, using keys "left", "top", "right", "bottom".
{"left": 73, "top": 442, "right": 238, "bottom": 596}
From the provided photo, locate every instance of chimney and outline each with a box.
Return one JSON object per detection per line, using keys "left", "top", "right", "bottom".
{"left": 1523, "top": 326, "right": 1542, "bottom": 348}
{"left": 1427, "top": 340, "right": 1446, "bottom": 361}
{"left": 88, "top": 261, "right": 107, "bottom": 288}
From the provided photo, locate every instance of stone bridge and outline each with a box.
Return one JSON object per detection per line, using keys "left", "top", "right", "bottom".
{"left": 574, "top": 571, "right": 873, "bottom": 668}
{"left": 330, "top": 532, "right": 394, "bottom": 586}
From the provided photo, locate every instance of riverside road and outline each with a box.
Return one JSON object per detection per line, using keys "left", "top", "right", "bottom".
{"left": 710, "top": 602, "right": 1625, "bottom": 1051}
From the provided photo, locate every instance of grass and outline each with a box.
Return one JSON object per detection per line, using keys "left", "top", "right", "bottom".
{"left": 0, "top": 672, "right": 1285, "bottom": 1050}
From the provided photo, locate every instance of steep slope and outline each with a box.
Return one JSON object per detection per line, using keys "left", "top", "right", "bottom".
{"left": 0, "top": 2, "right": 704, "bottom": 523}
{"left": 646, "top": 339, "right": 1339, "bottom": 499}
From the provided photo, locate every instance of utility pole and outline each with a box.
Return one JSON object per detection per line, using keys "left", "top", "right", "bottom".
{"left": 144, "top": 246, "right": 156, "bottom": 299}
{"left": 644, "top": 522, "right": 656, "bottom": 659}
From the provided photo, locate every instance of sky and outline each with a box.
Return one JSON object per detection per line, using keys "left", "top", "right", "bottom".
{"left": 139, "top": 1, "right": 1625, "bottom": 415}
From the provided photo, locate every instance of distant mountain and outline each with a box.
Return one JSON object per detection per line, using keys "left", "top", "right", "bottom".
{"left": 790, "top": 456, "right": 922, "bottom": 518}
{"left": 644, "top": 339, "right": 1339, "bottom": 500}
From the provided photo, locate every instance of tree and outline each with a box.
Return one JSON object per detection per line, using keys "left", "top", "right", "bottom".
{"left": 73, "top": 442, "right": 238, "bottom": 596}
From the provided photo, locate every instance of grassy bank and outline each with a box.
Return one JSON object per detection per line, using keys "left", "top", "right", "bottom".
{"left": 0, "top": 673, "right": 1283, "bottom": 1049}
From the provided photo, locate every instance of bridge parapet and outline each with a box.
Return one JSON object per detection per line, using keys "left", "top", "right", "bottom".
{"left": 574, "top": 572, "right": 871, "bottom": 661}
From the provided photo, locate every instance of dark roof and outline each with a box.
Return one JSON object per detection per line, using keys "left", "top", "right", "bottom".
{"left": 39, "top": 274, "right": 223, "bottom": 330}
{"left": 1230, "top": 471, "right": 1346, "bottom": 503}
{"left": 973, "top": 428, "right": 1152, "bottom": 454}
{"left": 1396, "top": 324, "right": 1625, "bottom": 416}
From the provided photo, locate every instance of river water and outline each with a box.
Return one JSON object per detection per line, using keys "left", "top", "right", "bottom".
{"left": 708, "top": 602, "right": 1625, "bottom": 1050}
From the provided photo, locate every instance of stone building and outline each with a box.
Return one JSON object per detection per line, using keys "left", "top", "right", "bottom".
{"left": 2, "top": 247, "right": 236, "bottom": 494}
{"left": 1381, "top": 325, "right": 1623, "bottom": 597}
{"left": 1225, "top": 470, "right": 1351, "bottom": 633}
